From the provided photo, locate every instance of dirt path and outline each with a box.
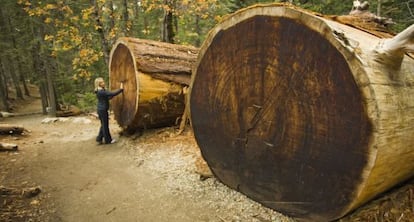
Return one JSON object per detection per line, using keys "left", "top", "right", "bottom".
{"left": 3, "top": 97, "right": 413, "bottom": 222}
{"left": 0, "top": 98, "right": 293, "bottom": 222}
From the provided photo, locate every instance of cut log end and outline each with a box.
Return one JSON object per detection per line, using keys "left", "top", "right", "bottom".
{"left": 109, "top": 38, "right": 197, "bottom": 131}
{"left": 109, "top": 42, "right": 138, "bottom": 129}
{"left": 191, "top": 14, "right": 373, "bottom": 221}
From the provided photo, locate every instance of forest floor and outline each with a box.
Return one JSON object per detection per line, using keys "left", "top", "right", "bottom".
{"left": 0, "top": 91, "right": 413, "bottom": 222}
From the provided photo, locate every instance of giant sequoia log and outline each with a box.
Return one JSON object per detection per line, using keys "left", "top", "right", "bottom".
{"left": 109, "top": 37, "right": 198, "bottom": 131}
{"left": 189, "top": 4, "right": 414, "bottom": 222}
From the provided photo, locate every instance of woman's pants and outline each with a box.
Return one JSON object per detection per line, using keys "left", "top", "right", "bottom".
{"left": 97, "top": 110, "right": 112, "bottom": 143}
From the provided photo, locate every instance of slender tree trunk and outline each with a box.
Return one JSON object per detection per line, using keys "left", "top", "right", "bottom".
{"left": 377, "top": 0, "right": 382, "bottom": 16}
{"left": 0, "top": 59, "right": 10, "bottom": 111}
{"left": 0, "top": 8, "right": 23, "bottom": 100}
{"left": 29, "top": 12, "right": 48, "bottom": 114}
{"left": 162, "top": 0, "right": 175, "bottom": 43}
{"left": 19, "top": 71, "right": 30, "bottom": 97}
{"left": 106, "top": 0, "right": 116, "bottom": 46}
{"left": 132, "top": 0, "right": 140, "bottom": 36}
{"left": 8, "top": 17, "right": 29, "bottom": 97}
{"left": 30, "top": 22, "right": 45, "bottom": 111}
{"left": 35, "top": 18, "right": 57, "bottom": 116}
{"left": 39, "top": 81, "right": 48, "bottom": 114}
{"left": 5, "top": 56, "right": 23, "bottom": 100}
{"left": 121, "top": 0, "right": 129, "bottom": 36}
{"left": 106, "top": 0, "right": 115, "bottom": 30}
{"left": 44, "top": 57, "right": 56, "bottom": 116}
{"left": 143, "top": 12, "right": 149, "bottom": 36}
{"left": 91, "top": 0, "right": 110, "bottom": 66}
{"left": 195, "top": 15, "right": 201, "bottom": 47}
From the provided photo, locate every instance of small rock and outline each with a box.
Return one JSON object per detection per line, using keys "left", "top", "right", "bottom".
{"left": 30, "top": 199, "right": 40, "bottom": 205}
{"left": 22, "top": 186, "right": 42, "bottom": 198}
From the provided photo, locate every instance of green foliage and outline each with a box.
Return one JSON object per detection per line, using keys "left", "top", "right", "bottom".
{"left": 60, "top": 92, "right": 78, "bottom": 106}
{"left": 380, "top": 0, "right": 414, "bottom": 32}
{"left": 0, "top": 0, "right": 411, "bottom": 111}
{"left": 77, "top": 92, "right": 97, "bottom": 112}
{"left": 60, "top": 91, "right": 97, "bottom": 112}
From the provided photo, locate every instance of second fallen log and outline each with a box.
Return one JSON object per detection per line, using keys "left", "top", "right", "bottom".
{"left": 109, "top": 38, "right": 198, "bottom": 131}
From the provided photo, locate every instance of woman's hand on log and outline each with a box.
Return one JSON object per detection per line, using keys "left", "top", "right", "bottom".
{"left": 120, "top": 82, "right": 124, "bottom": 90}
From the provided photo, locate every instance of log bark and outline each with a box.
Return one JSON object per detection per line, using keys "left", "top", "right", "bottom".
{"left": 0, "top": 142, "right": 18, "bottom": 151}
{"left": 0, "top": 124, "right": 25, "bottom": 135}
{"left": 109, "top": 37, "right": 198, "bottom": 131}
{"left": 189, "top": 4, "right": 414, "bottom": 222}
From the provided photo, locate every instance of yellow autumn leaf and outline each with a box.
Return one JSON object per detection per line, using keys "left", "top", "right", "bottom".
{"left": 79, "top": 49, "right": 93, "bottom": 58}
{"left": 44, "top": 34, "right": 54, "bottom": 41}
{"left": 45, "top": 4, "right": 57, "bottom": 10}
{"left": 62, "top": 43, "right": 72, "bottom": 51}
{"left": 62, "top": 5, "right": 73, "bottom": 14}
{"left": 94, "top": 24, "right": 101, "bottom": 31}
{"left": 44, "top": 17, "right": 52, "bottom": 24}
{"left": 30, "top": 200, "right": 40, "bottom": 205}
{"left": 71, "top": 15, "right": 79, "bottom": 22}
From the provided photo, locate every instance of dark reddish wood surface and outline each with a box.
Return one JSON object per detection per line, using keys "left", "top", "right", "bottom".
{"left": 110, "top": 43, "right": 138, "bottom": 129}
{"left": 190, "top": 16, "right": 372, "bottom": 221}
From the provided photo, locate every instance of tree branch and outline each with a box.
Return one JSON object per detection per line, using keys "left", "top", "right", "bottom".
{"left": 374, "top": 24, "right": 414, "bottom": 70}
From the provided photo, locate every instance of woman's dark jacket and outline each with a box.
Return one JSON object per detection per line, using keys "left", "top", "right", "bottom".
{"left": 95, "top": 88, "right": 123, "bottom": 111}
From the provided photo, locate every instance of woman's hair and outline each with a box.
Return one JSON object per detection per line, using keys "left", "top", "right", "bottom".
{"left": 94, "top": 77, "right": 104, "bottom": 92}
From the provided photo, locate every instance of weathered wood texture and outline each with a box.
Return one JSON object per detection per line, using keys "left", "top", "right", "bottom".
{"left": 109, "top": 37, "right": 198, "bottom": 131}
{"left": 0, "top": 142, "right": 18, "bottom": 151}
{"left": 0, "top": 124, "right": 25, "bottom": 135}
{"left": 189, "top": 4, "right": 414, "bottom": 222}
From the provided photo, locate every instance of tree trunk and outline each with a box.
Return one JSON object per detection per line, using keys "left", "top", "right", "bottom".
{"left": 39, "top": 82, "right": 48, "bottom": 115}
{"left": 0, "top": 59, "right": 9, "bottom": 111}
{"left": 162, "top": 0, "right": 175, "bottom": 43}
{"left": 132, "top": 0, "right": 140, "bottom": 36}
{"left": 8, "top": 16, "right": 29, "bottom": 97}
{"left": 91, "top": 0, "right": 111, "bottom": 65}
{"left": 377, "top": 0, "right": 382, "bottom": 16}
{"left": 121, "top": 0, "right": 129, "bottom": 36}
{"left": 189, "top": 4, "right": 414, "bottom": 222}
{"left": 194, "top": 15, "right": 201, "bottom": 47}
{"left": 0, "top": 8, "right": 23, "bottom": 100}
{"left": 19, "top": 70, "right": 30, "bottom": 97}
{"left": 44, "top": 58, "right": 56, "bottom": 116}
{"left": 5, "top": 56, "right": 23, "bottom": 100}
{"left": 109, "top": 37, "right": 198, "bottom": 132}
{"left": 106, "top": 0, "right": 116, "bottom": 46}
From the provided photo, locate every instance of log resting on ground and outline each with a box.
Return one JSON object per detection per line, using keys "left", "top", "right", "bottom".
{"left": 109, "top": 37, "right": 198, "bottom": 131}
{"left": 0, "top": 142, "right": 18, "bottom": 151}
{"left": 189, "top": 4, "right": 414, "bottom": 222}
{"left": 0, "top": 124, "right": 25, "bottom": 135}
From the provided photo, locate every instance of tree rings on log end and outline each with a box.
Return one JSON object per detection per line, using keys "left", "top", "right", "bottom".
{"left": 190, "top": 6, "right": 374, "bottom": 222}
{"left": 109, "top": 38, "right": 196, "bottom": 131}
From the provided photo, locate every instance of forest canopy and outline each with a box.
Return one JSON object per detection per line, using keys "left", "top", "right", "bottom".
{"left": 0, "top": 0, "right": 412, "bottom": 114}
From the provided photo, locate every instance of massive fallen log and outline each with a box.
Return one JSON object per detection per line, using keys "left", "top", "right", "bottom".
{"left": 189, "top": 4, "right": 414, "bottom": 222}
{"left": 109, "top": 38, "right": 198, "bottom": 131}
